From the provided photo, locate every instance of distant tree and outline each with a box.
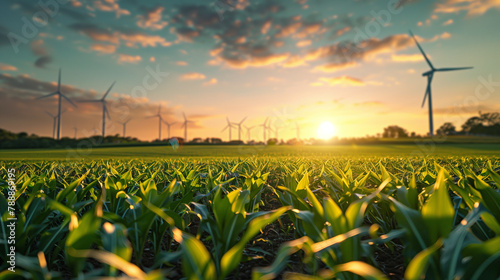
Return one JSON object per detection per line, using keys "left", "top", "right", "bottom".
{"left": 436, "top": 122, "right": 456, "bottom": 136}
{"left": 383, "top": 126, "right": 409, "bottom": 138}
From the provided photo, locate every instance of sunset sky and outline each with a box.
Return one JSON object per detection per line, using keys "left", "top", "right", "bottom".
{"left": 0, "top": 0, "right": 499, "bottom": 141}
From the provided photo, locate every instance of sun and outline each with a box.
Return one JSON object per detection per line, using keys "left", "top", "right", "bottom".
{"left": 317, "top": 121, "right": 337, "bottom": 140}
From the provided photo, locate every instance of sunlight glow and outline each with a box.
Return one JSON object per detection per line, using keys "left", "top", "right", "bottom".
{"left": 317, "top": 121, "right": 337, "bottom": 140}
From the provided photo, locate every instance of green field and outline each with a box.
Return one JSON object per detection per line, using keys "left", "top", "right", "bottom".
{"left": 1, "top": 143, "right": 500, "bottom": 160}
{"left": 1, "top": 145, "right": 500, "bottom": 279}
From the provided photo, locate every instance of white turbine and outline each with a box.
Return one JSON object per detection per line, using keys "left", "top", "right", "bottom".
{"left": 162, "top": 120, "right": 177, "bottom": 139}
{"left": 182, "top": 112, "right": 194, "bottom": 142}
{"left": 222, "top": 117, "right": 236, "bottom": 141}
{"left": 146, "top": 105, "right": 165, "bottom": 140}
{"left": 119, "top": 118, "right": 131, "bottom": 138}
{"left": 232, "top": 116, "right": 247, "bottom": 141}
{"left": 244, "top": 125, "right": 255, "bottom": 142}
{"left": 79, "top": 81, "right": 115, "bottom": 138}
{"left": 37, "top": 69, "right": 77, "bottom": 140}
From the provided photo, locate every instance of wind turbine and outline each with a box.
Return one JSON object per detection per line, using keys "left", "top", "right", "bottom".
{"left": 147, "top": 105, "right": 165, "bottom": 140}
{"left": 79, "top": 82, "right": 115, "bottom": 138}
{"left": 295, "top": 122, "right": 301, "bottom": 140}
{"left": 409, "top": 30, "right": 473, "bottom": 137}
{"left": 37, "top": 68, "right": 77, "bottom": 140}
{"left": 259, "top": 117, "right": 269, "bottom": 142}
{"left": 181, "top": 112, "right": 194, "bottom": 142}
{"left": 73, "top": 127, "right": 78, "bottom": 139}
{"left": 119, "top": 119, "right": 131, "bottom": 137}
{"left": 244, "top": 125, "right": 255, "bottom": 142}
{"left": 162, "top": 120, "right": 177, "bottom": 139}
{"left": 232, "top": 117, "right": 247, "bottom": 141}
{"left": 222, "top": 117, "right": 235, "bottom": 141}
{"left": 45, "top": 110, "right": 65, "bottom": 138}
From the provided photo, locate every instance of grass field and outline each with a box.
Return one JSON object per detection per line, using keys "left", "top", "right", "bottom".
{"left": 1, "top": 143, "right": 500, "bottom": 160}
{"left": 1, "top": 145, "right": 500, "bottom": 279}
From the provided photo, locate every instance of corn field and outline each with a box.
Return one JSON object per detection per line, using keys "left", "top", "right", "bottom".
{"left": 1, "top": 156, "right": 500, "bottom": 279}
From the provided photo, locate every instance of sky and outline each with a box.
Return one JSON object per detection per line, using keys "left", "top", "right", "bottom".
{"left": 0, "top": 0, "right": 499, "bottom": 141}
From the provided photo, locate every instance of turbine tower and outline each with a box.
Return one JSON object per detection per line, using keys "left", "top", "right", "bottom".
{"left": 259, "top": 117, "right": 269, "bottom": 142}
{"left": 37, "top": 69, "right": 77, "bottom": 140}
{"left": 79, "top": 81, "right": 115, "bottom": 138}
{"left": 232, "top": 117, "right": 247, "bottom": 141}
{"left": 222, "top": 117, "right": 235, "bottom": 141}
{"left": 73, "top": 127, "right": 78, "bottom": 139}
{"left": 45, "top": 110, "right": 65, "bottom": 138}
{"left": 162, "top": 120, "right": 177, "bottom": 139}
{"left": 295, "top": 122, "right": 301, "bottom": 140}
{"left": 182, "top": 112, "right": 194, "bottom": 142}
{"left": 147, "top": 105, "right": 165, "bottom": 140}
{"left": 410, "top": 30, "right": 473, "bottom": 137}
{"left": 244, "top": 125, "right": 255, "bottom": 142}
{"left": 119, "top": 119, "right": 131, "bottom": 137}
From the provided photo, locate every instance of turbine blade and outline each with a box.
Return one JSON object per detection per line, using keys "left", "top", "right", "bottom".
{"left": 239, "top": 116, "right": 247, "bottom": 125}
{"left": 45, "top": 111, "right": 55, "bottom": 118}
{"left": 158, "top": 104, "right": 161, "bottom": 114}
{"left": 58, "top": 68, "right": 61, "bottom": 92}
{"left": 435, "top": 67, "right": 473, "bottom": 72}
{"left": 183, "top": 112, "right": 187, "bottom": 121}
{"left": 104, "top": 103, "right": 111, "bottom": 119}
{"left": 61, "top": 94, "right": 77, "bottom": 107}
{"left": 421, "top": 75, "right": 432, "bottom": 108}
{"left": 102, "top": 81, "right": 115, "bottom": 100}
{"left": 409, "top": 30, "right": 435, "bottom": 70}
{"left": 37, "top": 92, "right": 57, "bottom": 99}
{"left": 221, "top": 125, "right": 228, "bottom": 132}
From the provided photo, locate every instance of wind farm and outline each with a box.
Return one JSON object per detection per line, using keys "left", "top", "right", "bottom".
{"left": 1, "top": 2, "right": 500, "bottom": 279}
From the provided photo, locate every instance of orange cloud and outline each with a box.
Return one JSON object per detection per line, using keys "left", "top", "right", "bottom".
{"left": 176, "top": 61, "right": 188, "bottom": 66}
{"left": 117, "top": 54, "right": 142, "bottom": 64}
{"left": 0, "top": 63, "right": 18, "bottom": 71}
{"left": 296, "top": 40, "right": 312, "bottom": 47}
{"left": 313, "top": 61, "right": 358, "bottom": 73}
{"left": 90, "top": 44, "right": 116, "bottom": 54}
{"left": 137, "top": 7, "right": 168, "bottom": 30}
{"left": 443, "top": 19, "right": 454, "bottom": 26}
{"left": 203, "top": 78, "right": 218, "bottom": 86}
{"left": 218, "top": 53, "right": 290, "bottom": 69}
{"left": 391, "top": 54, "right": 424, "bottom": 62}
{"left": 434, "top": 0, "right": 500, "bottom": 16}
{"left": 319, "top": 76, "right": 365, "bottom": 87}
{"left": 261, "top": 20, "right": 272, "bottom": 34}
{"left": 93, "top": 0, "right": 130, "bottom": 18}
{"left": 181, "top": 72, "right": 206, "bottom": 80}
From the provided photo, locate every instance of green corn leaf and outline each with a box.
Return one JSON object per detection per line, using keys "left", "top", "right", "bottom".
{"left": 173, "top": 228, "right": 217, "bottom": 280}
{"left": 421, "top": 168, "right": 454, "bottom": 242}
{"left": 405, "top": 239, "right": 443, "bottom": 280}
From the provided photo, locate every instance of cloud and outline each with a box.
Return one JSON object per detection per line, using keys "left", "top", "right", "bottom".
{"left": 312, "top": 61, "right": 358, "bottom": 73}
{"left": 354, "top": 101, "right": 384, "bottom": 107}
{"left": 70, "top": 23, "right": 171, "bottom": 48}
{"left": 0, "top": 63, "right": 18, "bottom": 71}
{"left": 90, "top": 44, "right": 117, "bottom": 54}
{"left": 181, "top": 72, "right": 206, "bottom": 80}
{"left": 395, "top": 0, "right": 420, "bottom": 9}
{"left": 117, "top": 54, "right": 142, "bottom": 64}
{"left": 176, "top": 61, "right": 188, "bottom": 66}
{"left": 34, "top": 56, "right": 53, "bottom": 68}
{"left": 203, "top": 78, "right": 218, "bottom": 86}
{"left": 137, "top": 7, "right": 168, "bottom": 30}
{"left": 442, "top": 19, "right": 454, "bottom": 26}
{"left": 296, "top": 40, "right": 312, "bottom": 47}
{"left": 319, "top": 76, "right": 365, "bottom": 87}
{"left": 391, "top": 53, "right": 424, "bottom": 62}
{"left": 434, "top": 0, "right": 500, "bottom": 16}
{"left": 30, "top": 39, "right": 53, "bottom": 68}
{"left": 93, "top": 0, "right": 130, "bottom": 18}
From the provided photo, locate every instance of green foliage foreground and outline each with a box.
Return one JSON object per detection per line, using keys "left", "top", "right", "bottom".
{"left": 1, "top": 155, "right": 500, "bottom": 279}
